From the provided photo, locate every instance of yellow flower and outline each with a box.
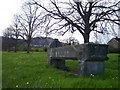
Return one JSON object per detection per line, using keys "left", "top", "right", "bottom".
{"left": 26, "top": 82, "right": 30, "bottom": 85}
{"left": 49, "top": 77, "right": 52, "bottom": 79}
{"left": 16, "top": 85, "right": 19, "bottom": 88}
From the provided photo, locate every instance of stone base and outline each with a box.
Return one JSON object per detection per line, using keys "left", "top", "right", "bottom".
{"left": 78, "top": 61, "right": 105, "bottom": 76}
{"left": 48, "top": 58, "right": 65, "bottom": 70}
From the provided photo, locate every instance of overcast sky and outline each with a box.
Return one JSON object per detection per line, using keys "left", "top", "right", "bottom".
{"left": 0, "top": 0, "right": 22, "bottom": 36}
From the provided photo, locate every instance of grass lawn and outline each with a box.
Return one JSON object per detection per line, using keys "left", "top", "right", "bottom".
{"left": 2, "top": 51, "right": 119, "bottom": 88}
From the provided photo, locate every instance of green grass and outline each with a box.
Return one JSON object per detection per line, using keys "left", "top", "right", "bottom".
{"left": 2, "top": 52, "right": 119, "bottom": 88}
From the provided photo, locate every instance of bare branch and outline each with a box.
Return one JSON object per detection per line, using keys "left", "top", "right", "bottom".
{"left": 33, "top": 0, "right": 120, "bottom": 43}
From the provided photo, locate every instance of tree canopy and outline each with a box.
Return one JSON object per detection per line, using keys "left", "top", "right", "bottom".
{"left": 33, "top": 0, "right": 120, "bottom": 43}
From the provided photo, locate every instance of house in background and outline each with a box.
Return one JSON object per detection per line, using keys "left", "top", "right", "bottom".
{"left": 1, "top": 36, "right": 54, "bottom": 51}
{"left": 107, "top": 37, "right": 120, "bottom": 53}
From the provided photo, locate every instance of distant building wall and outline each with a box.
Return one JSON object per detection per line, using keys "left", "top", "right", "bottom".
{"left": 108, "top": 38, "right": 120, "bottom": 53}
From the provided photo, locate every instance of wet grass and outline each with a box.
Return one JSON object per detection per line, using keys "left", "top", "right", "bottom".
{"left": 2, "top": 52, "right": 119, "bottom": 88}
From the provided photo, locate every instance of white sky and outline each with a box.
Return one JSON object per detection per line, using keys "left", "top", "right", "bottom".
{"left": 0, "top": 0, "right": 22, "bottom": 36}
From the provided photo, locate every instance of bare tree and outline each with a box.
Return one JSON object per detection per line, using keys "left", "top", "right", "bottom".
{"left": 33, "top": 0, "right": 120, "bottom": 43}
{"left": 118, "top": 2, "right": 120, "bottom": 38}
{"left": 3, "top": 15, "right": 21, "bottom": 52}
{"left": 3, "top": 27, "right": 14, "bottom": 51}
{"left": 3, "top": 27, "right": 13, "bottom": 38}
{"left": 10, "top": 15, "right": 21, "bottom": 52}
{"left": 18, "top": 1, "right": 43, "bottom": 53}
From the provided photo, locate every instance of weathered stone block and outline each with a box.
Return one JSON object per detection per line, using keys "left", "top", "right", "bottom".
{"left": 47, "top": 39, "right": 108, "bottom": 76}
{"left": 78, "top": 61, "right": 105, "bottom": 76}
{"left": 48, "top": 57, "right": 65, "bottom": 70}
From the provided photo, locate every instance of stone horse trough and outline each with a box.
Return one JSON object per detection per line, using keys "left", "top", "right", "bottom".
{"left": 47, "top": 39, "right": 108, "bottom": 76}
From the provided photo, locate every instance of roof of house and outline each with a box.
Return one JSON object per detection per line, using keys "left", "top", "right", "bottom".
{"left": 108, "top": 37, "right": 120, "bottom": 43}
{"left": 115, "top": 37, "right": 120, "bottom": 42}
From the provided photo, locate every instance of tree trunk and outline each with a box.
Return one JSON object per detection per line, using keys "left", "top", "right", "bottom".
{"left": 83, "top": 33, "right": 90, "bottom": 43}
{"left": 14, "top": 39, "right": 18, "bottom": 52}
{"left": 27, "top": 40, "right": 31, "bottom": 53}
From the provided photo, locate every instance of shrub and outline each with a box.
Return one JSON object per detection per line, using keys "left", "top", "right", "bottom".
{"left": 108, "top": 45, "right": 120, "bottom": 53}
{"left": 30, "top": 48, "right": 39, "bottom": 52}
{"left": 43, "top": 47, "right": 47, "bottom": 52}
